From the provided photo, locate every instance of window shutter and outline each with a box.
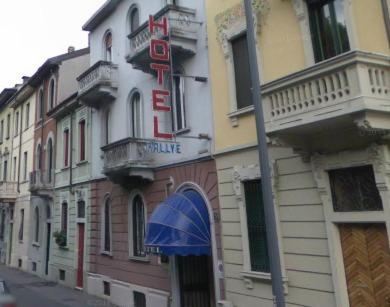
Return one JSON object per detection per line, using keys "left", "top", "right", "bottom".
{"left": 244, "top": 180, "right": 270, "bottom": 272}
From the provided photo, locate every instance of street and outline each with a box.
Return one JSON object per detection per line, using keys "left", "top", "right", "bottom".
{"left": 0, "top": 265, "right": 115, "bottom": 307}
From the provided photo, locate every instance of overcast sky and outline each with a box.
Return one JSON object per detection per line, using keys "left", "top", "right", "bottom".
{"left": 0, "top": 0, "right": 106, "bottom": 90}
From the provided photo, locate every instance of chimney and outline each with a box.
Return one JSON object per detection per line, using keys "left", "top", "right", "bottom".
{"left": 68, "top": 46, "right": 75, "bottom": 53}
{"left": 22, "top": 76, "right": 29, "bottom": 84}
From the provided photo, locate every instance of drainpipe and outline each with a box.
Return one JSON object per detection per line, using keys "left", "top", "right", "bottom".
{"left": 69, "top": 111, "right": 73, "bottom": 193}
{"left": 17, "top": 104, "right": 23, "bottom": 193}
{"left": 381, "top": 0, "right": 390, "bottom": 45}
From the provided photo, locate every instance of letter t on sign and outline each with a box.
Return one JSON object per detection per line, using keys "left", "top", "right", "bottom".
{"left": 149, "top": 16, "right": 168, "bottom": 36}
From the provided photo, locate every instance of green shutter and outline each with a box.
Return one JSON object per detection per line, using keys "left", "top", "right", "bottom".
{"left": 244, "top": 180, "right": 270, "bottom": 273}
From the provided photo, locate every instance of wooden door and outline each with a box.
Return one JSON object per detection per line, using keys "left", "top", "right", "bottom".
{"left": 76, "top": 223, "right": 85, "bottom": 288}
{"left": 340, "top": 224, "right": 390, "bottom": 306}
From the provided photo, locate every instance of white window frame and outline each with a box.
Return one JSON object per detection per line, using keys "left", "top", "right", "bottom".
{"left": 172, "top": 71, "right": 187, "bottom": 132}
{"left": 103, "top": 30, "right": 113, "bottom": 63}
{"left": 128, "top": 190, "right": 148, "bottom": 261}
{"left": 77, "top": 110, "right": 87, "bottom": 163}
{"left": 232, "top": 165, "right": 288, "bottom": 290}
{"left": 128, "top": 90, "right": 143, "bottom": 138}
{"left": 33, "top": 206, "right": 40, "bottom": 245}
{"left": 48, "top": 77, "right": 56, "bottom": 111}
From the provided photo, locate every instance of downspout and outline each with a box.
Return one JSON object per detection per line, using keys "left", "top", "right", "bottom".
{"left": 17, "top": 104, "right": 23, "bottom": 193}
{"left": 381, "top": 0, "right": 390, "bottom": 45}
{"left": 69, "top": 111, "right": 73, "bottom": 193}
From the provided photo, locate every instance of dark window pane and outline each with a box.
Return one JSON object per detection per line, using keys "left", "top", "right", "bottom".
{"left": 130, "top": 8, "right": 139, "bottom": 33}
{"left": 61, "top": 202, "right": 68, "bottom": 246}
{"left": 134, "top": 291, "right": 146, "bottom": 307}
{"left": 308, "top": 0, "right": 350, "bottom": 62}
{"left": 329, "top": 165, "right": 383, "bottom": 212}
{"left": 133, "top": 195, "right": 145, "bottom": 257}
{"left": 77, "top": 200, "right": 85, "bottom": 219}
{"left": 244, "top": 180, "right": 270, "bottom": 272}
{"left": 104, "top": 200, "right": 111, "bottom": 252}
{"left": 231, "top": 34, "right": 253, "bottom": 109}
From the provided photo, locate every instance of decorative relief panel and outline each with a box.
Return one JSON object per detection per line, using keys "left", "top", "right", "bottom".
{"left": 215, "top": 0, "right": 270, "bottom": 55}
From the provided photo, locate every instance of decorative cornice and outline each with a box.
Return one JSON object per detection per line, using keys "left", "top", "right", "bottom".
{"left": 215, "top": 0, "right": 270, "bottom": 55}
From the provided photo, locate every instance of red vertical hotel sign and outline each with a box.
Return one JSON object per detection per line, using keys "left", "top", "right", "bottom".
{"left": 149, "top": 15, "right": 173, "bottom": 140}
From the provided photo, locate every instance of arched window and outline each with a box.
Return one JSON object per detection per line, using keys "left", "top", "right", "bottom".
{"left": 130, "top": 194, "right": 146, "bottom": 257}
{"left": 104, "top": 32, "right": 113, "bottom": 62}
{"left": 34, "top": 207, "right": 39, "bottom": 243}
{"left": 129, "top": 7, "right": 139, "bottom": 33}
{"left": 47, "top": 138, "right": 53, "bottom": 182}
{"left": 102, "top": 197, "right": 111, "bottom": 253}
{"left": 36, "top": 144, "right": 42, "bottom": 170}
{"left": 46, "top": 205, "right": 51, "bottom": 220}
{"left": 49, "top": 79, "right": 56, "bottom": 110}
{"left": 130, "top": 92, "right": 141, "bottom": 138}
{"left": 38, "top": 89, "right": 44, "bottom": 120}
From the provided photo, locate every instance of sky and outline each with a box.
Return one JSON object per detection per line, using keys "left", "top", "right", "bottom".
{"left": 0, "top": 0, "right": 107, "bottom": 90}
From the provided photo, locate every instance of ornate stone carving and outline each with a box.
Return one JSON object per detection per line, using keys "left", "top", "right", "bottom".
{"left": 215, "top": 0, "right": 270, "bottom": 55}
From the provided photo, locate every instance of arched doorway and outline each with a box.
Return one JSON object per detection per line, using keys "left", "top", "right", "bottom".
{"left": 145, "top": 188, "right": 216, "bottom": 307}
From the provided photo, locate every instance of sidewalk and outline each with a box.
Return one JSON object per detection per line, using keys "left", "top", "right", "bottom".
{"left": 0, "top": 265, "right": 116, "bottom": 307}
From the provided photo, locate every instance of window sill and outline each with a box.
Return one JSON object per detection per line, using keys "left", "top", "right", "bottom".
{"left": 228, "top": 105, "right": 254, "bottom": 127}
{"left": 129, "top": 255, "right": 150, "bottom": 263}
{"left": 76, "top": 160, "right": 88, "bottom": 166}
{"left": 241, "top": 270, "right": 271, "bottom": 281}
{"left": 101, "top": 251, "right": 113, "bottom": 258}
{"left": 61, "top": 166, "right": 70, "bottom": 171}
{"left": 32, "top": 242, "right": 40, "bottom": 247}
{"left": 241, "top": 270, "right": 289, "bottom": 293}
{"left": 19, "top": 240, "right": 23, "bottom": 244}
{"left": 59, "top": 246, "right": 69, "bottom": 251}
{"left": 174, "top": 128, "right": 191, "bottom": 136}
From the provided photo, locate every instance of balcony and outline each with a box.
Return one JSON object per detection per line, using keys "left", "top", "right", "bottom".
{"left": 0, "top": 182, "right": 17, "bottom": 202}
{"left": 263, "top": 51, "right": 390, "bottom": 153}
{"left": 102, "top": 138, "right": 154, "bottom": 184}
{"left": 77, "top": 61, "right": 118, "bottom": 108}
{"left": 126, "top": 5, "right": 198, "bottom": 72}
{"left": 29, "top": 170, "right": 54, "bottom": 195}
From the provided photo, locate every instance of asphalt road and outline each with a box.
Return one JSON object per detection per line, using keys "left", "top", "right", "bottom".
{"left": 0, "top": 265, "right": 115, "bottom": 307}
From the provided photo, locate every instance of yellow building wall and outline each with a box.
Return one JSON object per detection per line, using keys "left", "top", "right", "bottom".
{"left": 353, "top": 0, "right": 389, "bottom": 55}
{"left": 207, "top": 0, "right": 389, "bottom": 153}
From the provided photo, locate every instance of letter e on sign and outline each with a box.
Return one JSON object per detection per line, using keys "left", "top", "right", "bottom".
{"left": 152, "top": 90, "right": 171, "bottom": 112}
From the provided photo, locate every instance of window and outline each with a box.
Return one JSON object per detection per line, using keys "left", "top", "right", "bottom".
{"left": 308, "top": 0, "right": 350, "bottom": 63}
{"left": 244, "top": 180, "right": 270, "bottom": 273}
{"left": 32, "top": 262, "right": 37, "bottom": 272}
{"left": 172, "top": 71, "right": 186, "bottom": 131}
{"left": 3, "top": 160, "right": 7, "bottom": 181}
{"left": 38, "top": 89, "right": 44, "bottom": 121}
{"left": 103, "top": 197, "right": 111, "bottom": 253}
{"left": 130, "top": 92, "right": 141, "bottom": 138}
{"left": 103, "top": 281, "right": 110, "bottom": 296}
{"left": 104, "top": 110, "right": 110, "bottom": 145}
{"left": 104, "top": 32, "right": 113, "bottom": 62}
{"left": 231, "top": 34, "right": 253, "bottom": 109}
{"left": 61, "top": 202, "right": 68, "bottom": 246}
{"left": 13, "top": 157, "right": 17, "bottom": 181}
{"left": 131, "top": 195, "right": 146, "bottom": 257}
{"left": 23, "top": 152, "right": 27, "bottom": 181}
{"left": 0, "top": 120, "right": 3, "bottom": 143}
{"left": 77, "top": 200, "right": 85, "bottom": 219}
{"left": 6, "top": 114, "right": 10, "bottom": 139}
{"left": 79, "top": 119, "right": 86, "bottom": 161}
{"left": 36, "top": 144, "right": 42, "bottom": 170}
{"left": 59, "top": 269, "right": 65, "bottom": 281}
{"left": 18, "top": 209, "right": 24, "bottom": 241}
{"left": 14, "top": 111, "right": 19, "bottom": 136}
{"left": 49, "top": 79, "right": 56, "bottom": 110}
{"left": 130, "top": 7, "right": 140, "bottom": 33}
{"left": 0, "top": 210, "right": 5, "bottom": 240}
{"left": 34, "top": 207, "right": 39, "bottom": 243}
{"left": 25, "top": 103, "right": 30, "bottom": 129}
{"left": 329, "top": 165, "right": 383, "bottom": 212}
{"left": 63, "top": 129, "right": 69, "bottom": 167}
{"left": 133, "top": 291, "right": 146, "bottom": 307}
{"left": 47, "top": 139, "right": 53, "bottom": 182}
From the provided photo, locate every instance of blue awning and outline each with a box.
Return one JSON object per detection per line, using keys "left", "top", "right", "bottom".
{"left": 145, "top": 190, "right": 211, "bottom": 256}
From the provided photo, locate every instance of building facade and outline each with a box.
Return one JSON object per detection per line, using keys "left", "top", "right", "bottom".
{"left": 206, "top": 0, "right": 390, "bottom": 306}
{"left": 78, "top": 0, "right": 223, "bottom": 306}
{"left": 28, "top": 48, "right": 90, "bottom": 280}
